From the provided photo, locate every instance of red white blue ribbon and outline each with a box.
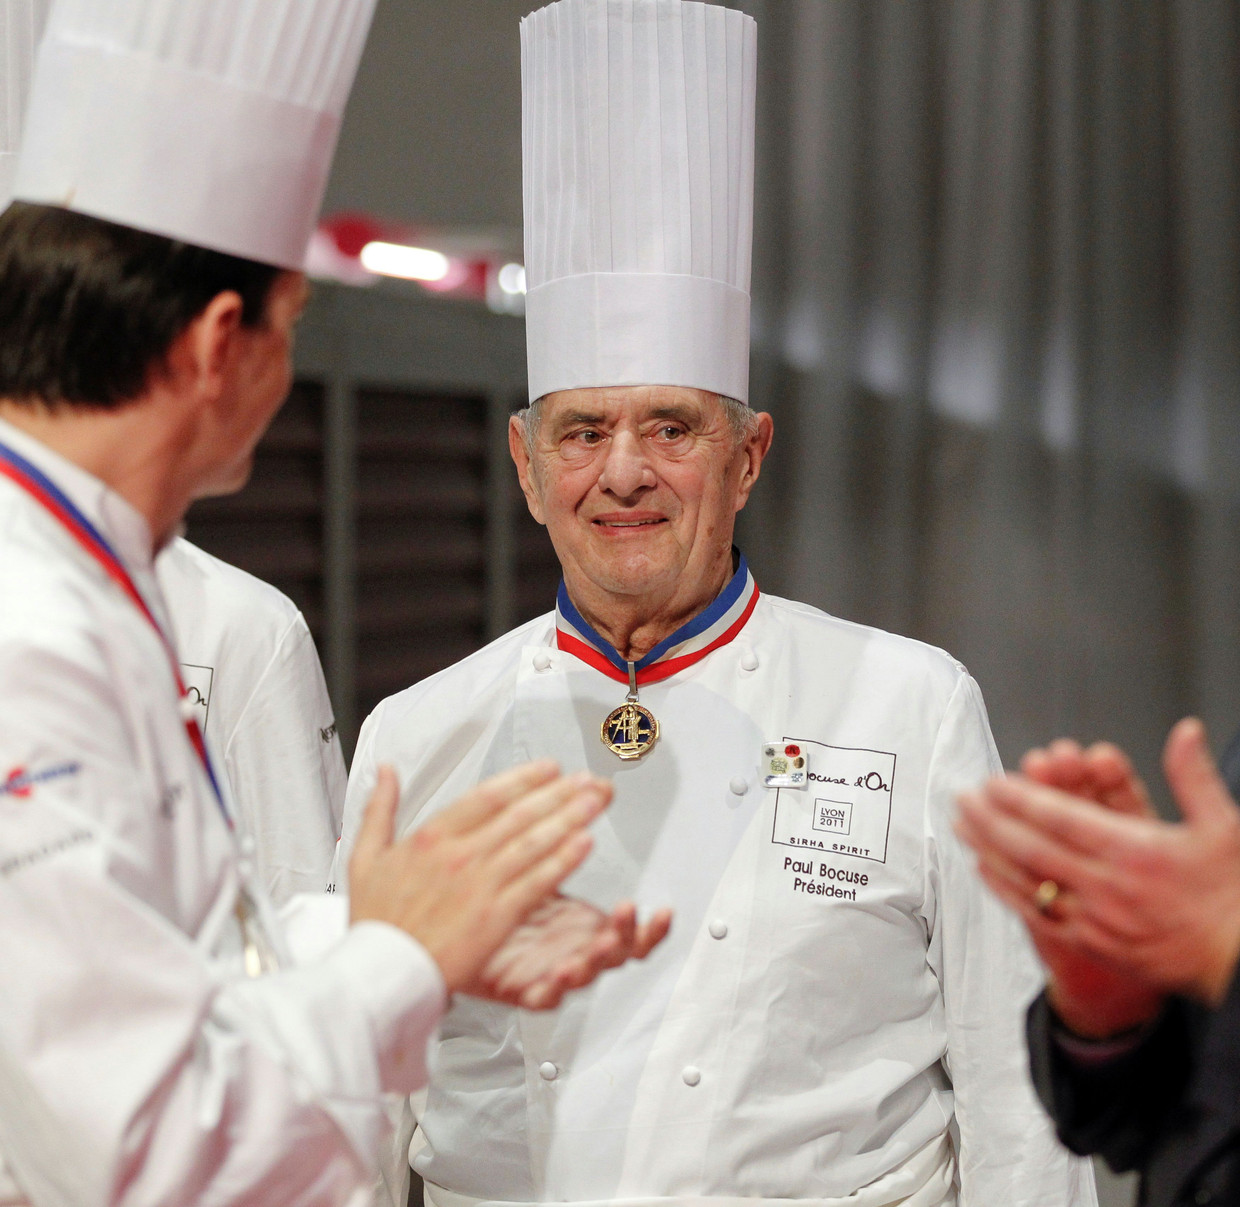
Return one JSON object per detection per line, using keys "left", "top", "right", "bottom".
{"left": 0, "top": 440, "right": 229, "bottom": 819}
{"left": 556, "top": 553, "right": 759, "bottom": 686}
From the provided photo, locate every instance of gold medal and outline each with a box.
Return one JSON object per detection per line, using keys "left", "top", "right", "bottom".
{"left": 601, "top": 662, "right": 659, "bottom": 760}
{"left": 602, "top": 700, "right": 659, "bottom": 759}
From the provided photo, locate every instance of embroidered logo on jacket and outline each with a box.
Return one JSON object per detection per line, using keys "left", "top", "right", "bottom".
{"left": 1, "top": 762, "right": 82, "bottom": 799}
{"left": 770, "top": 739, "right": 895, "bottom": 864}
{"left": 179, "top": 663, "right": 214, "bottom": 731}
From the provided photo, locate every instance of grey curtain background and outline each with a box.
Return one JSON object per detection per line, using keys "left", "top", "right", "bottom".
{"left": 733, "top": 0, "right": 1240, "bottom": 800}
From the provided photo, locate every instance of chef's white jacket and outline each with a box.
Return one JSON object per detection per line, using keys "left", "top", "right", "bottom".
{"left": 338, "top": 594, "right": 1097, "bottom": 1207}
{"left": 155, "top": 537, "right": 346, "bottom": 904}
{"left": 0, "top": 420, "right": 445, "bottom": 1207}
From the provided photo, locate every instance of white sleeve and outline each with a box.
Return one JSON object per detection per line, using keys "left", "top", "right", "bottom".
{"left": 222, "top": 612, "right": 347, "bottom": 903}
{"left": 334, "top": 705, "right": 420, "bottom": 1207}
{"left": 923, "top": 673, "right": 1097, "bottom": 1207}
{"left": 0, "top": 641, "right": 445, "bottom": 1207}
{"left": 329, "top": 700, "right": 386, "bottom": 894}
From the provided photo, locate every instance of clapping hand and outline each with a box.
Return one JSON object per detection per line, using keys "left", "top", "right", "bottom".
{"left": 465, "top": 895, "right": 673, "bottom": 1009}
{"left": 349, "top": 761, "right": 672, "bottom": 1011}
{"left": 957, "top": 719, "right": 1240, "bottom": 1036}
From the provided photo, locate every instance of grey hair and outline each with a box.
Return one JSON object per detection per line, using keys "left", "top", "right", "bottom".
{"left": 516, "top": 392, "right": 758, "bottom": 451}
{"left": 720, "top": 395, "right": 761, "bottom": 445}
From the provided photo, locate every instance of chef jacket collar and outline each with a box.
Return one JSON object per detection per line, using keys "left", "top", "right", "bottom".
{"left": 555, "top": 551, "right": 759, "bottom": 686}
{"left": 0, "top": 415, "right": 154, "bottom": 574}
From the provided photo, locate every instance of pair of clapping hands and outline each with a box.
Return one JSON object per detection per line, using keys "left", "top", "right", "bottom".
{"left": 349, "top": 762, "right": 672, "bottom": 1010}
{"left": 957, "top": 718, "right": 1240, "bottom": 1039}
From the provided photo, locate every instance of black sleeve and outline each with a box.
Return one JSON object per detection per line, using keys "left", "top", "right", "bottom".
{"left": 1027, "top": 992, "right": 1196, "bottom": 1173}
{"left": 1219, "top": 728, "right": 1240, "bottom": 800}
{"left": 1188, "top": 965, "right": 1240, "bottom": 1125}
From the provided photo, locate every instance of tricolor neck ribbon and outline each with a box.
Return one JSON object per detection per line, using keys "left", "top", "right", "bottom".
{"left": 0, "top": 440, "right": 228, "bottom": 820}
{"left": 556, "top": 554, "right": 759, "bottom": 687}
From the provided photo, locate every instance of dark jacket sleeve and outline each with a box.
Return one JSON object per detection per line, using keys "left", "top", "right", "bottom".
{"left": 1029, "top": 973, "right": 1240, "bottom": 1202}
{"left": 1219, "top": 729, "right": 1240, "bottom": 802}
{"left": 1027, "top": 992, "right": 1195, "bottom": 1172}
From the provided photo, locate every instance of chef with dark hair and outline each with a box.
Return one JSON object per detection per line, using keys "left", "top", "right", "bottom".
{"left": 0, "top": 3, "right": 663, "bottom": 1203}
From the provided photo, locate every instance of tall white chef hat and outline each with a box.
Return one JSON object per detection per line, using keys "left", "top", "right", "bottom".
{"left": 12, "top": 0, "right": 376, "bottom": 270}
{"left": 521, "top": 0, "right": 758, "bottom": 404}
{"left": 0, "top": 0, "right": 49, "bottom": 207}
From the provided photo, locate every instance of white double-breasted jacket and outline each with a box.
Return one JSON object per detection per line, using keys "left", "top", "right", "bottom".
{"left": 0, "top": 420, "right": 444, "bottom": 1207}
{"left": 338, "top": 589, "right": 1096, "bottom": 1207}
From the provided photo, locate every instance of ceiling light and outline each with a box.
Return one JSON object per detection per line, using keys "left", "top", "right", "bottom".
{"left": 498, "top": 262, "right": 527, "bottom": 295}
{"left": 359, "top": 240, "right": 451, "bottom": 282}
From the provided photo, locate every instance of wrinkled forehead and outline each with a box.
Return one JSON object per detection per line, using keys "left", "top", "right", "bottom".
{"left": 538, "top": 384, "right": 724, "bottom": 430}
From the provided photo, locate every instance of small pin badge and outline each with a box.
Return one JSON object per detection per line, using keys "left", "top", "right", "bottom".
{"left": 763, "top": 741, "right": 808, "bottom": 788}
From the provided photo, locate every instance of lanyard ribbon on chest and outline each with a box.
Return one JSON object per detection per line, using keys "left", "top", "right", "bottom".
{"left": 0, "top": 440, "right": 279, "bottom": 975}
{"left": 555, "top": 555, "right": 759, "bottom": 759}
{"left": 0, "top": 440, "right": 229, "bottom": 819}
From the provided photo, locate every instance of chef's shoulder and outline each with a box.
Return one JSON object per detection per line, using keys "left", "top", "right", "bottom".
{"left": 0, "top": 523, "right": 135, "bottom": 777}
{"left": 155, "top": 537, "right": 304, "bottom": 659}
{"left": 763, "top": 591, "right": 975, "bottom": 704}
{"left": 0, "top": 517, "right": 114, "bottom": 678}
{"left": 360, "top": 611, "right": 555, "bottom": 759}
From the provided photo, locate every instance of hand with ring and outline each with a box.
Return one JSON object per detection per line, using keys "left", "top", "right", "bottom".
{"left": 956, "top": 719, "right": 1240, "bottom": 1039}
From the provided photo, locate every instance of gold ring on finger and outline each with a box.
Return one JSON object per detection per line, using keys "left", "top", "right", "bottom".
{"left": 1033, "top": 879, "right": 1061, "bottom": 914}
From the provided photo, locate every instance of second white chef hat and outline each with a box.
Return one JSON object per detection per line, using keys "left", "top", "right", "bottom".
{"left": 13, "top": 0, "right": 376, "bottom": 270}
{"left": 0, "top": 0, "right": 49, "bottom": 207}
{"left": 520, "top": 0, "right": 758, "bottom": 404}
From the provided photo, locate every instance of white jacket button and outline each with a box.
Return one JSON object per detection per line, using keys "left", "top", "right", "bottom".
{"left": 708, "top": 919, "right": 728, "bottom": 940}
{"left": 538, "top": 1061, "right": 559, "bottom": 1081}
{"left": 728, "top": 776, "right": 748, "bottom": 796}
{"left": 533, "top": 653, "right": 552, "bottom": 672}
{"left": 682, "top": 1066, "right": 701, "bottom": 1087}
{"left": 739, "top": 651, "right": 758, "bottom": 672}
{"left": 179, "top": 694, "right": 199, "bottom": 720}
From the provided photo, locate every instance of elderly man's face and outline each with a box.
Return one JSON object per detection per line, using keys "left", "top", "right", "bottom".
{"left": 509, "top": 386, "right": 773, "bottom": 616}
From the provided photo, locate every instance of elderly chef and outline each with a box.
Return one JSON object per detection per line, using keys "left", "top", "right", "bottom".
{"left": 333, "top": 2, "right": 1098, "bottom": 1206}
{"left": 0, "top": 2, "right": 666, "bottom": 1205}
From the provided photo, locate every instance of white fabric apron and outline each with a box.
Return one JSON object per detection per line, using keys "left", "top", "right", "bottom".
{"left": 423, "top": 1133, "right": 956, "bottom": 1207}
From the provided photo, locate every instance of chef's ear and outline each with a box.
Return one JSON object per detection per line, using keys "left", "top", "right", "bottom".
{"left": 509, "top": 413, "right": 547, "bottom": 525}
{"left": 734, "top": 411, "right": 774, "bottom": 512}
{"left": 160, "top": 290, "right": 246, "bottom": 400}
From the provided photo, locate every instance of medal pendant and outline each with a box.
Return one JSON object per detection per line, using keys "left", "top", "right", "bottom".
{"left": 235, "top": 890, "right": 280, "bottom": 978}
{"left": 602, "top": 660, "right": 659, "bottom": 760}
{"left": 601, "top": 701, "right": 659, "bottom": 760}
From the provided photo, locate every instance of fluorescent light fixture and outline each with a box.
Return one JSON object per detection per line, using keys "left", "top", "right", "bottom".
{"left": 498, "top": 262, "right": 527, "bottom": 295}
{"left": 360, "top": 240, "right": 451, "bottom": 282}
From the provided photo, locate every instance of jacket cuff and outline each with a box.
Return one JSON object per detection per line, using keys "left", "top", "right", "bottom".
{"left": 322, "top": 921, "right": 448, "bottom": 1095}
{"left": 1050, "top": 1011, "right": 1162, "bottom": 1066}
